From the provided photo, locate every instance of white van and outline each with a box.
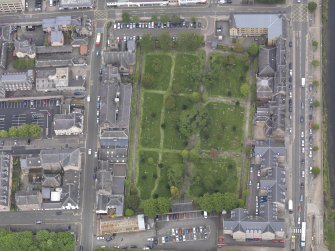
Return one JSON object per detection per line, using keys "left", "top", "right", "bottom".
{"left": 49, "top": 0, "right": 53, "bottom": 6}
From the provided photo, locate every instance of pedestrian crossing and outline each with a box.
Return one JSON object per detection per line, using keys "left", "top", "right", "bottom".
{"left": 94, "top": 10, "right": 108, "bottom": 20}
{"left": 293, "top": 228, "right": 302, "bottom": 234}
{"left": 291, "top": 4, "right": 308, "bottom": 23}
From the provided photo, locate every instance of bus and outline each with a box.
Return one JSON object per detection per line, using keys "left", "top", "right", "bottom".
{"left": 288, "top": 200, "right": 293, "bottom": 213}
{"left": 301, "top": 222, "right": 306, "bottom": 247}
{"left": 301, "top": 78, "right": 305, "bottom": 87}
{"left": 96, "top": 33, "right": 101, "bottom": 46}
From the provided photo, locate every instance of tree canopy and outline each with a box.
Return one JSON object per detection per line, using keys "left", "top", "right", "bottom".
{"left": 247, "top": 44, "right": 259, "bottom": 56}
{"left": 197, "top": 192, "right": 243, "bottom": 213}
{"left": 3, "top": 124, "right": 42, "bottom": 139}
{"left": 142, "top": 197, "right": 171, "bottom": 217}
{"left": 0, "top": 228, "right": 75, "bottom": 251}
{"left": 308, "top": 2, "right": 317, "bottom": 12}
{"left": 176, "top": 32, "right": 204, "bottom": 51}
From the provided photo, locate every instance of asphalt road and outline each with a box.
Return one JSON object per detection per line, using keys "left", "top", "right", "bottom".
{"left": 80, "top": 27, "right": 102, "bottom": 251}
{"left": 290, "top": 3, "right": 308, "bottom": 250}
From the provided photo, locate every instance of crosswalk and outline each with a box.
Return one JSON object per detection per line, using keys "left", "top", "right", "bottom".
{"left": 293, "top": 228, "right": 302, "bottom": 234}
{"left": 94, "top": 10, "right": 109, "bottom": 20}
{"left": 291, "top": 4, "right": 308, "bottom": 23}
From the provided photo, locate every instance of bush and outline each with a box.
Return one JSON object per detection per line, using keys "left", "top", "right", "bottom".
{"left": 14, "top": 57, "right": 35, "bottom": 70}
{"left": 308, "top": 2, "right": 317, "bottom": 12}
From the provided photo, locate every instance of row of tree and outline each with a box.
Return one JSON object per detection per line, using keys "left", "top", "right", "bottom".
{"left": 142, "top": 197, "right": 171, "bottom": 217}
{"left": 0, "top": 124, "right": 42, "bottom": 139}
{"left": 0, "top": 229, "right": 75, "bottom": 251}
{"left": 197, "top": 192, "right": 244, "bottom": 213}
{"left": 139, "top": 32, "right": 204, "bottom": 52}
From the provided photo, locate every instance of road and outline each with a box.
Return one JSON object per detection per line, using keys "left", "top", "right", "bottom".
{"left": 289, "top": 2, "right": 308, "bottom": 250}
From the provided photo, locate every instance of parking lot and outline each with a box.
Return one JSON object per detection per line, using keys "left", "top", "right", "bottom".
{"left": 0, "top": 98, "right": 61, "bottom": 137}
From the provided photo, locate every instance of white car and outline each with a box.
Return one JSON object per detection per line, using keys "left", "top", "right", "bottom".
{"left": 301, "top": 131, "right": 304, "bottom": 138}
{"left": 302, "top": 171, "right": 305, "bottom": 178}
{"left": 302, "top": 147, "right": 305, "bottom": 154}
{"left": 88, "top": 149, "right": 92, "bottom": 155}
{"left": 171, "top": 228, "right": 175, "bottom": 236}
{"left": 94, "top": 152, "right": 98, "bottom": 158}
{"left": 289, "top": 69, "right": 293, "bottom": 77}
{"left": 257, "top": 170, "right": 260, "bottom": 177}
{"left": 309, "top": 151, "right": 313, "bottom": 158}
{"left": 257, "top": 182, "right": 260, "bottom": 189}
{"left": 161, "top": 237, "right": 165, "bottom": 244}
{"left": 301, "top": 140, "right": 305, "bottom": 147}
{"left": 298, "top": 216, "right": 301, "bottom": 225}
{"left": 309, "top": 166, "right": 313, "bottom": 174}
{"left": 309, "top": 128, "right": 313, "bottom": 135}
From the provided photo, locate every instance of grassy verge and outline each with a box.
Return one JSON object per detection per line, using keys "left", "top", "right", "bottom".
{"left": 10, "top": 157, "right": 21, "bottom": 211}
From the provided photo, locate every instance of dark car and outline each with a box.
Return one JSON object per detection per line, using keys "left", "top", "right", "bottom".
{"left": 300, "top": 116, "right": 304, "bottom": 123}
{"left": 197, "top": 22, "right": 201, "bottom": 28}
{"left": 27, "top": 138, "right": 31, "bottom": 145}
{"left": 105, "top": 236, "right": 114, "bottom": 242}
{"left": 99, "top": 69, "right": 102, "bottom": 75}
{"left": 289, "top": 76, "right": 292, "bottom": 82}
{"left": 288, "top": 84, "right": 292, "bottom": 90}
{"left": 289, "top": 63, "right": 292, "bottom": 69}
{"left": 130, "top": 245, "right": 137, "bottom": 248}
{"left": 301, "top": 159, "right": 305, "bottom": 165}
{"left": 178, "top": 235, "right": 183, "bottom": 241}
{"left": 55, "top": 211, "right": 62, "bottom": 215}
{"left": 289, "top": 41, "right": 293, "bottom": 47}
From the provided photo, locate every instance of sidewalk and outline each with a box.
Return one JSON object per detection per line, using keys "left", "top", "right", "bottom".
{"left": 306, "top": 1, "right": 327, "bottom": 250}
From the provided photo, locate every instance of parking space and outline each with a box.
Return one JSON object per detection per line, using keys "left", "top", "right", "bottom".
{"left": 156, "top": 216, "right": 218, "bottom": 251}
{"left": 0, "top": 98, "right": 61, "bottom": 138}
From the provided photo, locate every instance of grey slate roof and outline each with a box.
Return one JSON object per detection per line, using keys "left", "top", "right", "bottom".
{"left": 42, "top": 173, "right": 62, "bottom": 188}
{"left": 61, "top": 170, "right": 80, "bottom": 209}
{"left": 50, "top": 31, "right": 63, "bottom": 44}
{"left": 36, "top": 45, "right": 72, "bottom": 54}
{"left": 96, "top": 194, "right": 124, "bottom": 216}
{"left": 256, "top": 76, "right": 274, "bottom": 100}
{"left": 99, "top": 148, "right": 128, "bottom": 163}
{"left": 232, "top": 14, "right": 283, "bottom": 40}
{"left": 42, "top": 16, "right": 72, "bottom": 30}
{"left": 15, "top": 190, "right": 41, "bottom": 206}
{"left": 100, "top": 128, "right": 128, "bottom": 148}
{"left": 112, "top": 177, "right": 125, "bottom": 195}
{"left": 40, "top": 148, "right": 81, "bottom": 170}
{"left": 14, "top": 40, "right": 36, "bottom": 57}
{"left": 96, "top": 170, "right": 113, "bottom": 194}
{"left": 258, "top": 47, "right": 276, "bottom": 77}
{"left": 54, "top": 113, "right": 82, "bottom": 131}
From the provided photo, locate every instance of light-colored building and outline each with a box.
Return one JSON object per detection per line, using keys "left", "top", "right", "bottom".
{"left": 15, "top": 191, "right": 43, "bottom": 211}
{"left": 59, "top": 0, "right": 94, "bottom": 10}
{"left": 178, "top": 0, "right": 206, "bottom": 5}
{"left": 53, "top": 113, "right": 83, "bottom": 136}
{"left": 97, "top": 215, "right": 145, "bottom": 236}
{"left": 14, "top": 40, "right": 36, "bottom": 59}
{"left": 106, "top": 0, "right": 168, "bottom": 7}
{"left": 0, "top": 70, "right": 34, "bottom": 92}
{"left": 0, "top": 0, "right": 24, "bottom": 13}
{"left": 229, "top": 14, "right": 283, "bottom": 46}
{"left": 50, "top": 31, "right": 64, "bottom": 47}
{"left": 42, "top": 16, "right": 72, "bottom": 32}
{"left": 0, "top": 154, "right": 12, "bottom": 211}
{"left": 36, "top": 67, "right": 68, "bottom": 92}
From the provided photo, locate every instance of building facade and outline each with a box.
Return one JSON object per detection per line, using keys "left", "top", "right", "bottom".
{"left": 0, "top": 0, "right": 24, "bottom": 13}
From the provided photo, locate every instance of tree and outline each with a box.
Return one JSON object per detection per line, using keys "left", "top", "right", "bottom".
{"left": 178, "top": 107, "right": 208, "bottom": 138}
{"left": 191, "top": 92, "right": 201, "bottom": 102}
{"left": 176, "top": 32, "right": 204, "bottom": 51}
{"left": 0, "top": 130, "right": 8, "bottom": 138}
{"left": 8, "top": 127, "right": 18, "bottom": 139}
{"left": 191, "top": 16, "right": 196, "bottom": 23}
{"left": 28, "top": 124, "right": 42, "bottom": 138}
{"left": 312, "top": 166, "right": 320, "bottom": 177}
{"left": 247, "top": 43, "right": 259, "bottom": 56}
{"left": 139, "top": 34, "right": 155, "bottom": 51}
{"left": 312, "top": 145, "right": 319, "bottom": 151}
{"left": 170, "top": 14, "right": 181, "bottom": 24}
{"left": 312, "top": 80, "right": 319, "bottom": 88}
{"left": 240, "top": 83, "right": 249, "bottom": 97}
{"left": 142, "top": 198, "right": 157, "bottom": 217}
{"left": 181, "top": 149, "right": 190, "bottom": 159}
{"left": 170, "top": 186, "right": 180, "bottom": 198}
{"left": 308, "top": 1, "right": 317, "bottom": 12}
{"left": 313, "top": 99, "right": 320, "bottom": 108}
{"left": 311, "top": 59, "right": 320, "bottom": 67}
{"left": 312, "top": 123, "right": 320, "bottom": 130}
{"left": 156, "top": 197, "right": 171, "bottom": 214}
{"left": 233, "top": 42, "right": 244, "bottom": 53}
{"left": 122, "top": 11, "right": 131, "bottom": 23}
{"left": 151, "top": 15, "right": 158, "bottom": 22}
{"left": 312, "top": 40, "right": 318, "bottom": 48}
{"left": 125, "top": 208, "right": 135, "bottom": 217}
{"left": 132, "top": 15, "right": 140, "bottom": 22}
{"left": 158, "top": 31, "right": 172, "bottom": 51}
{"left": 160, "top": 15, "right": 170, "bottom": 23}
{"left": 197, "top": 193, "right": 214, "bottom": 212}
{"left": 126, "top": 194, "right": 140, "bottom": 212}
{"left": 167, "top": 163, "right": 184, "bottom": 187}
{"left": 18, "top": 124, "right": 30, "bottom": 138}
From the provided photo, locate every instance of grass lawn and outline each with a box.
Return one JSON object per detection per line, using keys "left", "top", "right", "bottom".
{"left": 172, "top": 53, "right": 204, "bottom": 94}
{"left": 154, "top": 152, "right": 184, "bottom": 198}
{"left": 201, "top": 102, "right": 245, "bottom": 151}
{"left": 144, "top": 54, "right": 172, "bottom": 91}
{"left": 189, "top": 157, "right": 238, "bottom": 197}
{"left": 140, "top": 92, "right": 164, "bottom": 148}
{"left": 206, "top": 53, "right": 249, "bottom": 97}
{"left": 163, "top": 95, "right": 195, "bottom": 150}
{"left": 137, "top": 150, "right": 159, "bottom": 200}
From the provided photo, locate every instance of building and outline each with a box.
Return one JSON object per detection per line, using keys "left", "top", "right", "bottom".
{"left": 36, "top": 67, "right": 69, "bottom": 92}
{"left": 0, "top": 0, "right": 24, "bottom": 13}
{"left": 61, "top": 170, "right": 80, "bottom": 209}
{"left": 178, "top": 0, "right": 206, "bottom": 5}
{"left": 14, "top": 40, "right": 36, "bottom": 59}
{"left": 229, "top": 14, "right": 283, "bottom": 45}
{"left": 0, "top": 154, "right": 12, "bottom": 211}
{"left": 258, "top": 47, "right": 276, "bottom": 77}
{"left": 79, "top": 44, "right": 88, "bottom": 55}
{"left": 42, "top": 173, "right": 62, "bottom": 188}
{"left": 0, "top": 42, "right": 7, "bottom": 69}
{"left": 97, "top": 215, "right": 145, "bottom": 236}
{"left": 50, "top": 31, "right": 64, "bottom": 46}
{"left": 100, "top": 128, "right": 128, "bottom": 149}
{"left": 42, "top": 16, "right": 72, "bottom": 32}
{"left": 59, "top": 0, "right": 94, "bottom": 10}
{"left": 0, "top": 70, "right": 34, "bottom": 92}
{"left": 256, "top": 76, "right": 274, "bottom": 102}
{"left": 15, "top": 191, "right": 43, "bottom": 211}
{"left": 53, "top": 113, "right": 83, "bottom": 136}
{"left": 96, "top": 194, "right": 124, "bottom": 216}
{"left": 40, "top": 148, "right": 81, "bottom": 171}
{"left": 106, "top": 0, "right": 168, "bottom": 7}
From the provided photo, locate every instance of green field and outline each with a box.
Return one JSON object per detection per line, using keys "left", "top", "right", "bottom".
{"left": 140, "top": 92, "right": 163, "bottom": 148}
{"left": 137, "top": 151, "right": 159, "bottom": 200}
{"left": 207, "top": 53, "right": 249, "bottom": 97}
{"left": 172, "top": 53, "right": 204, "bottom": 93}
{"left": 189, "top": 157, "right": 238, "bottom": 197}
{"left": 144, "top": 54, "right": 172, "bottom": 91}
{"left": 201, "top": 102, "right": 245, "bottom": 151}
{"left": 163, "top": 95, "right": 195, "bottom": 150}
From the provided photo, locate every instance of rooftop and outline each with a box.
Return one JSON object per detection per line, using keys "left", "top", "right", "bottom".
{"left": 53, "top": 113, "right": 83, "bottom": 131}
